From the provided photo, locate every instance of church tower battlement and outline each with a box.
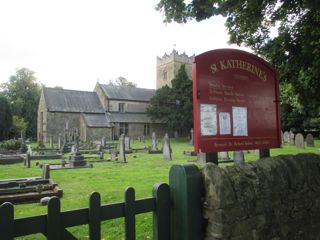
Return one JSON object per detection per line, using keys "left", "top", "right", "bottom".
{"left": 156, "top": 49, "right": 193, "bottom": 89}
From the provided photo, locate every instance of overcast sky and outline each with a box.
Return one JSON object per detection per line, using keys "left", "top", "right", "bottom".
{"left": 0, "top": 0, "right": 250, "bottom": 91}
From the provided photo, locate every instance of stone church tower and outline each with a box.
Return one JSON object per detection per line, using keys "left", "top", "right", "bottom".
{"left": 156, "top": 49, "right": 193, "bottom": 89}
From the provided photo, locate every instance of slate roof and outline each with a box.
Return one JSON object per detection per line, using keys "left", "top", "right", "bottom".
{"left": 99, "top": 84, "right": 156, "bottom": 102}
{"left": 106, "top": 112, "right": 163, "bottom": 124}
{"left": 43, "top": 87, "right": 105, "bottom": 113}
{"left": 82, "top": 113, "right": 111, "bottom": 127}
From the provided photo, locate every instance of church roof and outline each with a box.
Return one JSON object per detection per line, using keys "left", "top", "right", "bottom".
{"left": 82, "top": 113, "right": 111, "bottom": 127}
{"left": 43, "top": 87, "right": 105, "bottom": 113}
{"left": 99, "top": 84, "right": 156, "bottom": 102}
{"left": 106, "top": 112, "right": 163, "bottom": 124}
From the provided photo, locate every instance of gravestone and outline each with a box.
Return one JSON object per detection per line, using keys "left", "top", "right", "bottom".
{"left": 137, "top": 136, "right": 141, "bottom": 142}
{"left": 233, "top": 151, "right": 245, "bottom": 164}
{"left": 110, "top": 149, "right": 118, "bottom": 161}
{"left": 218, "top": 152, "right": 229, "bottom": 161}
{"left": 60, "top": 130, "right": 69, "bottom": 153}
{"left": 58, "top": 133, "right": 62, "bottom": 150}
{"left": 69, "top": 134, "right": 86, "bottom": 167}
{"left": 289, "top": 131, "right": 295, "bottom": 145}
{"left": 124, "top": 136, "right": 131, "bottom": 151}
{"left": 19, "top": 130, "right": 28, "bottom": 153}
{"left": 283, "top": 131, "right": 290, "bottom": 144}
{"left": 306, "top": 134, "right": 315, "bottom": 147}
{"left": 101, "top": 137, "right": 105, "bottom": 148}
{"left": 189, "top": 128, "right": 194, "bottom": 146}
{"left": 119, "top": 134, "right": 126, "bottom": 163}
{"left": 49, "top": 135, "right": 53, "bottom": 148}
{"left": 295, "top": 133, "right": 305, "bottom": 148}
{"left": 151, "top": 132, "right": 158, "bottom": 151}
{"left": 162, "top": 133, "right": 172, "bottom": 160}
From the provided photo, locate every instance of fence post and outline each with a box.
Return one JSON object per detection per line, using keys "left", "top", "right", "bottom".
{"left": 89, "top": 192, "right": 101, "bottom": 240}
{"left": 124, "top": 187, "right": 135, "bottom": 240}
{"left": 169, "top": 164, "right": 203, "bottom": 240}
{"left": 0, "top": 202, "right": 14, "bottom": 240}
{"left": 153, "top": 183, "right": 171, "bottom": 240}
{"left": 47, "top": 197, "right": 62, "bottom": 240}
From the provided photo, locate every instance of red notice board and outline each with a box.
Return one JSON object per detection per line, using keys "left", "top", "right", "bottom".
{"left": 193, "top": 49, "right": 281, "bottom": 153}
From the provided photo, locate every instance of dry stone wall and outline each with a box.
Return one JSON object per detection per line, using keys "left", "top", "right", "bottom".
{"left": 202, "top": 154, "right": 320, "bottom": 240}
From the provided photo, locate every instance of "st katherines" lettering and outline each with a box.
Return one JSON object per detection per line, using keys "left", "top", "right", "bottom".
{"left": 210, "top": 59, "right": 267, "bottom": 82}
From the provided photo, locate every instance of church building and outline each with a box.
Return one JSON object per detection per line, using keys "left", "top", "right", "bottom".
{"left": 37, "top": 50, "right": 193, "bottom": 143}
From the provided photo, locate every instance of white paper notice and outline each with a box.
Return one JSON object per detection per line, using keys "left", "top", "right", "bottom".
{"left": 232, "top": 107, "right": 248, "bottom": 136}
{"left": 200, "top": 104, "right": 217, "bottom": 136}
{"left": 219, "top": 112, "right": 231, "bottom": 135}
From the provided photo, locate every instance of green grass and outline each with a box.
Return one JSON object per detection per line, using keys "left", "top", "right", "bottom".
{"left": 1, "top": 138, "right": 319, "bottom": 239}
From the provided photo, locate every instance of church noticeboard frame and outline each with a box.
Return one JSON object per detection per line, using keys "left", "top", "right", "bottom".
{"left": 193, "top": 49, "right": 281, "bottom": 153}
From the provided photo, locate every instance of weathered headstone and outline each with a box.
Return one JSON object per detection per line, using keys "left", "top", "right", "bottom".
{"left": 283, "top": 131, "right": 290, "bottom": 144}
{"left": 19, "top": 130, "right": 28, "bottom": 153}
{"left": 189, "top": 128, "right": 194, "bottom": 146}
{"left": 69, "top": 134, "right": 86, "bottom": 167}
{"left": 60, "top": 130, "right": 69, "bottom": 153}
{"left": 233, "top": 151, "right": 245, "bottom": 164}
{"left": 289, "top": 131, "right": 295, "bottom": 145}
{"left": 119, "top": 134, "right": 126, "bottom": 163}
{"left": 306, "top": 133, "right": 315, "bottom": 147}
{"left": 162, "top": 133, "right": 172, "bottom": 160}
{"left": 110, "top": 149, "right": 118, "bottom": 161}
{"left": 218, "top": 152, "right": 229, "bottom": 161}
{"left": 58, "top": 133, "right": 62, "bottom": 149}
{"left": 101, "top": 137, "right": 105, "bottom": 148}
{"left": 295, "top": 133, "right": 305, "bottom": 148}
{"left": 49, "top": 135, "right": 53, "bottom": 148}
{"left": 151, "top": 132, "right": 158, "bottom": 151}
{"left": 124, "top": 136, "right": 131, "bottom": 151}
{"left": 42, "top": 164, "right": 50, "bottom": 179}
{"left": 25, "top": 153, "right": 31, "bottom": 168}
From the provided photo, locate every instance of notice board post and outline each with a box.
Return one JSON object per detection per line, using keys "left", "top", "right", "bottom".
{"left": 193, "top": 49, "right": 281, "bottom": 157}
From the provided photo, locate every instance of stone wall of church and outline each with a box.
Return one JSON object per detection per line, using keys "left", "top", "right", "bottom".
{"left": 94, "top": 84, "right": 108, "bottom": 111}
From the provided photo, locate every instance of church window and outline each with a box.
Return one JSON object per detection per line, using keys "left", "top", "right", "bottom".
{"left": 119, "top": 103, "right": 125, "bottom": 112}
{"left": 144, "top": 123, "right": 150, "bottom": 136}
{"left": 163, "top": 71, "right": 167, "bottom": 81}
{"left": 119, "top": 123, "right": 128, "bottom": 136}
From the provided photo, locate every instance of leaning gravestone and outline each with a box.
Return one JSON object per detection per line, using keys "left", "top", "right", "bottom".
{"left": 289, "top": 131, "right": 295, "bottom": 145}
{"left": 295, "top": 133, "right": 305, "bottom": 148}
{"left": 189, "top": 128, "right": 194, "bottom": 146}
{"left": 162, "top": 133, "right": 172, "bottom": 160}
{"left": 119, "top": 134, "right": 126, "bottom": 163}
{"left": 283, "top": 131, "right": 290, "bottom": 144}
{"left": 306, "top": 133, "right": 315, "bottom": 147}
{"left": 233, "top": 151, "right": 245, "bottom": 164}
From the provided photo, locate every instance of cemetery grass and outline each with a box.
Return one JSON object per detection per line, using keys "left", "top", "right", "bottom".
{"left": 1, "top": 139, "right": 320, "bottom": 239}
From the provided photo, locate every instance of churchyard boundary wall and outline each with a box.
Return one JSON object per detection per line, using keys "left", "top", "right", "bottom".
{"left": 1, "top": 153, "right": 319, "bottom": 239}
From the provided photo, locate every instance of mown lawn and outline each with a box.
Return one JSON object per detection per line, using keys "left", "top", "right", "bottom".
{"left": 1, "top": 138, "right": 319, "bottom": 239}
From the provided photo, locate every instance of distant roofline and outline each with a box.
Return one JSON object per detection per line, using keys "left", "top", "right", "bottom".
{"left": 43, "top": 87, "right": 95, "bottom": 94}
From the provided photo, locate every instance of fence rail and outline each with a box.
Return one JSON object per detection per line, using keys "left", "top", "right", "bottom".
{"left": 0, "top": 183, "right": 170, "bottom": 240}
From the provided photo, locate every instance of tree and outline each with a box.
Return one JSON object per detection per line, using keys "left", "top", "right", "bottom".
{"left": 1, "top": 68, "right": 41, "bottom": 138}
{"left": 147, "top": 65, "right": 193, "bottom": 135}
{"left": 10, "top": 115, "right": 28, "bottom": 138}
{"left": 156, "top": 0, "right": 320, "bottom": 130}
{"left": 0, "top": 95, "right": 13, "bottom": 141}
{"left": 107, "top": 76, "right": 137, "bottom": 87}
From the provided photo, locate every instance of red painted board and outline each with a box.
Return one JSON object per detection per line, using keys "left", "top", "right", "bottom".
{"left": 193, "top": 49, "right": 281, "bottom": 153}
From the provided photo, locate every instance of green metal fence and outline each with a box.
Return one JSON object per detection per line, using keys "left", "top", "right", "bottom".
{"left": 0, "top": 164, "right": 203, "bottom": 240}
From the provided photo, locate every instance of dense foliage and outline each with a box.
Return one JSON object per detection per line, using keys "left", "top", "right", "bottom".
{"left": 156, "top": 0, "right": 320, "bottom": 131}
{"left": 0, "top": 139, "right": 21, "bottom": 150}
{"left": 107, "top": 76, "right": 137, "bottom": 87}
{"left": 0, "top": 95, "right": 13, "bottom": 141}
{"left": 1, "top": 68, "right": 41, "bottom": 138}
{"left": 147, "top": 65, "right": 193, "bottom": 135}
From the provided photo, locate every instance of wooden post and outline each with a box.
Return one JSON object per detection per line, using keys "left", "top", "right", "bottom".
{"left": 89, "top": 192, "right": 101, "bottom": 240}
{"left": 259, "top": 149, "right": 270, "bottom": 159}
{"left": 0, "top": 202, "right": 14, "bottom": 240}
{"left": 47, "top": 197, "right": 61, "bottom": 240}
{"left": 169, "top": 164, "right": 203, "bottom": 240}
{"left": 153, "top": 183, "right": 171, "bottom": 240}
{"left": 124, "top": 187, "right": 135, "bottom": 240}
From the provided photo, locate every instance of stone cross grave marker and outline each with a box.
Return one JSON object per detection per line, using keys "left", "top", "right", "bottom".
{"left": 162, "top": 133, "right": 172, "bottom": 160}
{"left": 189, "top": 128, "right": 194, "bottom": 146}
{"left": 119, "top": 134, "right": 126, "bottom": 163}
{"left": 289, "top": 131, "right": 295, "bottom": 145}
{"left": 152, "top": 132, "right": 157, "bottom": 151}
{"left": 295, "top": 133, "right": 305, "bottom": 148}
{"left": 306, "top": 133, "right": 315, "bottom": 147}
{"left": 283, "top": 131, "right": 290, "bottom": 144}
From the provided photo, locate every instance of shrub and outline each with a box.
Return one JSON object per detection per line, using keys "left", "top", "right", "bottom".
{"left": 0, "top": 139, "right": 21, "bottom": 150}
